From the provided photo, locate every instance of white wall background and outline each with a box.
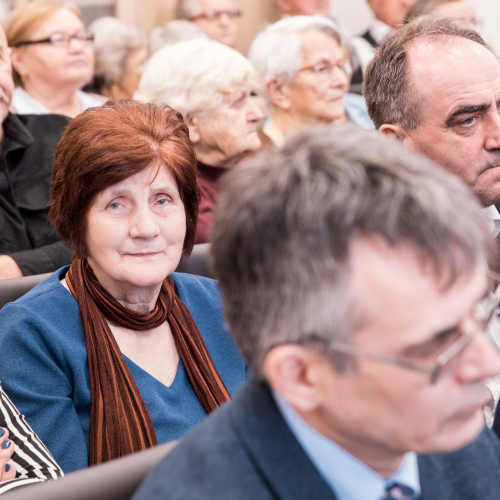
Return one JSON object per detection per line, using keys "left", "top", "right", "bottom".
{"left": 332, "top": 0, "right": 500, "bottom": 53}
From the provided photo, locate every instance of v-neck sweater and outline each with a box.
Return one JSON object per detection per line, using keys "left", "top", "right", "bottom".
{"left": 0, "top": 266, "right": 246, "bottom": 473}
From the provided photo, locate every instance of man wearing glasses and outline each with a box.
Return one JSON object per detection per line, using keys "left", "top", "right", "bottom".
{"left": 175, "top": 0, "right": 241, "bottom": 48}
{"left": 134, "top": 126, "right": 500, "bottom": 500}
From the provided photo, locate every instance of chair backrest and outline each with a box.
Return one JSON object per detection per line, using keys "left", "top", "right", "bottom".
{"left": 175, "top": 243, "right": 213, "bottom": 279}
{"left": 1, "top": 441, "right": 177, "bottom": 500}
{"left": 0, "top": 273, "right": 51, "bottom": 310}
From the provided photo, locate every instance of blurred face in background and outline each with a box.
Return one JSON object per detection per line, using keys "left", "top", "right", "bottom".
{"left": 190, "top": 0, "right": 241, "bottom": 47}
{"left": 11, "top": 8, "right": 94, "bottom": 91}
{"left": 282, "top": 31, "right": 350, "bottom": 126}
{"left": 276, "top": 0, "right": 331, "bottom": 16}
{"left": 433, "top": 1, "right": 476, "bottom": 24}
{"left": 367, "top": 0, "right": 417, "bottom": 29}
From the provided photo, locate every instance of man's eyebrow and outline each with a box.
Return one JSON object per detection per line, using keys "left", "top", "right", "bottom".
{"left": 445, "top": 103, "right": 490, "bottom": 126}
{"left": 400, "top": 324, "right": 461, "bottom": 358}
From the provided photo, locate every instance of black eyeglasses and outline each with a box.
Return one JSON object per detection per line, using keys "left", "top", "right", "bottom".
{"left": 278, "top": 270, "right": 500, "bottom": 384}
{"left": 14, "top": 32, "right": 94, "bottom": 48}
{"left": 188, "top": 9, "right": 242, "bottom": 21}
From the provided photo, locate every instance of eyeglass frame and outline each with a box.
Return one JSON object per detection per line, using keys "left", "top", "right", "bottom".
{"left": 295, "top": 58, "right": 353, "bottom": 79}
{"left": 278, "top": 270, "right": 500, "bottom": 384}
{"left": 187, "top": 9, "right": 242, "bottom": 22}
{"left": 13, "top": 32, "right": 94, "bottom": 48}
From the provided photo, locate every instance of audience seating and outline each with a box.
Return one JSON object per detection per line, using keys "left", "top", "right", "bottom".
{"left": 175, "top": 243, "right": 212, "bottom": 278}
{"left": 0, "top": 273, "right": 50, "bottom": 310}
{"left": 1, "top": 441, "right": 177, "bottom": 500}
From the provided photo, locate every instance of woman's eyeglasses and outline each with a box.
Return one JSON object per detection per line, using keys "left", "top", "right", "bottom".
{"left": 14, "top": 32, "right": 94, "bottom": 48}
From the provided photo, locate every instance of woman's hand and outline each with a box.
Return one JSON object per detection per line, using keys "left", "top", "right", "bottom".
{"left": 0, "top": 428, "right": 16, "bottom": 482}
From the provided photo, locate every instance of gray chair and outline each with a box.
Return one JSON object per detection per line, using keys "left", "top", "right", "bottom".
{"left": 0, "top": 273, "right": 50, "bottom": 310}
{"left": 175, "top": 243, "right": 212, "bottom": 279}
{"left": 1, "top": 441, "right": 177, "bottom": 500}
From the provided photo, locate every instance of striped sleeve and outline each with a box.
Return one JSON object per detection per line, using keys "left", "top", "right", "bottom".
{"left": 0, "top": 384, "right": 63, "bottom": 494}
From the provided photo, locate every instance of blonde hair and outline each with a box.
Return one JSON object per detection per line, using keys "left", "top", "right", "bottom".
{"left": 5, "top": 1, "right": 82, "bottom": 85}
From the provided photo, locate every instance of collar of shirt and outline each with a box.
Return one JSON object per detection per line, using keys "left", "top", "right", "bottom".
{"left": 272, "top": 390, "right": 421, "bottom": 500}
{"left": 483, "top": 205, "right": 500, "bottom": 238}
{"left": 370, "top": 19, "right": 394, "bottom": 45}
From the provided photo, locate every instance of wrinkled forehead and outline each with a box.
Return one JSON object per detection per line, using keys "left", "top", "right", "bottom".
{"left": 195, "top": 0, "right": 237, "bottom": 12}
{"left": 406, "top": 36, "right": 500, "bottom": 114}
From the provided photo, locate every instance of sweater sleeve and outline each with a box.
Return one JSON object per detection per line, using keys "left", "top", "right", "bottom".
{"left": 0, "top": 300, "right": 90, "bottom": 473}
{"left": 9, "top": 241, "right": 73, "bottom": 276}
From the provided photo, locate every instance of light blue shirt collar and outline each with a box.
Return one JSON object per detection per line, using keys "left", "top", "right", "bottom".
{"left": 272, "top": 391, "right": 421, "bottom": 500}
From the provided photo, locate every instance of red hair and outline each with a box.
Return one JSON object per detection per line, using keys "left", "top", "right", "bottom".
{"left": 50, "top": 99, "right": 200, "bottom": 258}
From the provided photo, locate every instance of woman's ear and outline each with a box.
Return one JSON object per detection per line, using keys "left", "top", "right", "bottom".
{"left": 10, "top": 49, "right": 27, "bottom": 82}
{"left": 184, "top": 113, "right": 200, "bottom": 144}
{"left": 266, "top": 77, "right": 292, "bottom": 111}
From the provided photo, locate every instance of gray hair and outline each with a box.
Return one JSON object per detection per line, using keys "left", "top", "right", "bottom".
{"left": 149, "top": 20, "right": 208, "bottom": 54}
{"left": 89, "top": 17, "right": 148, "bottom": 88}
{"left": 135, "top": 38, "right": 256, "bottom": 116}
{"left": 363, "top": 16, "right": 491, "bottom": 130}
{"left": 211, "top": 125, "right": 493, "bottom": 380}
{"left": 248, "top": 15, "right": 344, "bottom": 109}
{"left": 175, "top": 0, "right": 237, "bottom": 19}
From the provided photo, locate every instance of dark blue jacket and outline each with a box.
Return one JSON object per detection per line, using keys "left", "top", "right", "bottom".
{"left": 134, "top": 378, "right": 500, "bottom": 500}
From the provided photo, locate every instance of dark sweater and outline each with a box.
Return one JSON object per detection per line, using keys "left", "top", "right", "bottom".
{"left": 195, "top": 161, "right": 226, "bottom": 244}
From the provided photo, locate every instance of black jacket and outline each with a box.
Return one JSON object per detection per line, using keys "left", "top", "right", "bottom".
{"left": 133, "top": 378, "right": 500, "bottom": 500}
{"left": 0, "top": 112, "right": 71, "bottom": 275}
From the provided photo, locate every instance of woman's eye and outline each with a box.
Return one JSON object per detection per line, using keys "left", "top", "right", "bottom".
{"left": 108, "top": 202, "right": 121, "bottom": 209}
{"left": 156, "top": 197, "right": 170, "bottom": 206}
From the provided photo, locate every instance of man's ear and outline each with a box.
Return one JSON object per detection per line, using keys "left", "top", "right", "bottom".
{"left": 184, "top": 113, "right": 200, "bottom": 144}
{"left": 266, "top": 77, "right": 291, "bottom": 111}
{"left": 264, "top": 345, "right": 325, "bottom": 413}
{"left": 379, "top": 124, "right": 414, "bottom": 147}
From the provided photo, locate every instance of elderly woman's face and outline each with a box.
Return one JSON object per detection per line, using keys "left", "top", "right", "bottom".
{"left": 192, "top": 81, "right": 262, "bottom": 166}
{"left": 284, "top": 31, "right": 349, "bottom": 126}
{"left": 13, "top": 9, "right": 94, "bottom": 90}
{"left": 84, "top": 163, "right": 186, "bottom": 296}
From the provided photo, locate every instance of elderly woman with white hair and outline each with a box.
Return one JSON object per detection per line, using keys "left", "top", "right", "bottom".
{"left": 135, "top": 38, "right": 262, "bottom": 244}
{"left": 88, "top": 17, "right": 148, "bottom": 99}
{"left": 248, "top": 15, "right": 373, "bottom": 149}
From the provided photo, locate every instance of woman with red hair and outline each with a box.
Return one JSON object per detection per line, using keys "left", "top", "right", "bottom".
{"left": 0, "top": 100, "right": 246, "bottom": 473}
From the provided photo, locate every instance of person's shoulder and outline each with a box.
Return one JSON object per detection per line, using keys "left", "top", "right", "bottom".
{"left": 16, "top": 112, "right": 71, "bottom": 136}
{"left": 0, "top": 266, "right": 75, "bottom": 318}
{"left": 419, "top": 427, "right": 500, "bottom": 496}
{"left": 171, "top": 272, "right": 220, "bottom": 301}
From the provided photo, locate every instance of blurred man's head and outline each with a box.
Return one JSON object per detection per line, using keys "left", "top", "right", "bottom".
{"left": 366, "top": 0, "right": 417, "bottom": 29}
{"left": 176, "top": 0, "right": 240, "bottom": 47}
{"left": 364, "top": 16, "right": 500, "bottom": 207}
{"left": 211, "top": 125, "right": 500, "bottom": 471}
{"left": 406, "top": 0, "right": 476, "bottom": 25}
{"left": 275, "top": 0, "right": 330, "bottom": 16}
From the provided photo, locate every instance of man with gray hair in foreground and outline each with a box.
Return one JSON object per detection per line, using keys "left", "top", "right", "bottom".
{"left": 133, "top": 126, "right": 500, "bottom": 499}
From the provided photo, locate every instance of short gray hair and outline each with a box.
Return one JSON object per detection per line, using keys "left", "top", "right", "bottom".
{"left": 175, "top": 0, "right": 237, "bottom": 19}
{"left": 89, "top": 17, "right": 148, "bottom": 88}
{"left": 135, "top": 38, "right": 256, "bottom": 116}
{"left": 211, "top": 125, "right": 493, "bottom": 380}
{"left": 363, "top": 16, "right": 491, "bottom": 130}
{"left": 248, "top": 15, "right": 343, "bottom": 108}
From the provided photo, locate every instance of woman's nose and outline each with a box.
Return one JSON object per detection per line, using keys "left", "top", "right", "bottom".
{"left": 128, "top": 206, "right": 160, "bottom": 238}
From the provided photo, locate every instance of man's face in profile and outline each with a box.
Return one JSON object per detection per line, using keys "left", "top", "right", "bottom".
{"left": 396, "top": 37, "right": 500, "bottom": 207}
{"left": 312, "top": 238, "right": 500, "bottom": 459}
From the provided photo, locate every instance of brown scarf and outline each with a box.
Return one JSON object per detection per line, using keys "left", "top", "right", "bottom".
{"left": 66, "top": 259, "right": 231, "bottom": 466}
